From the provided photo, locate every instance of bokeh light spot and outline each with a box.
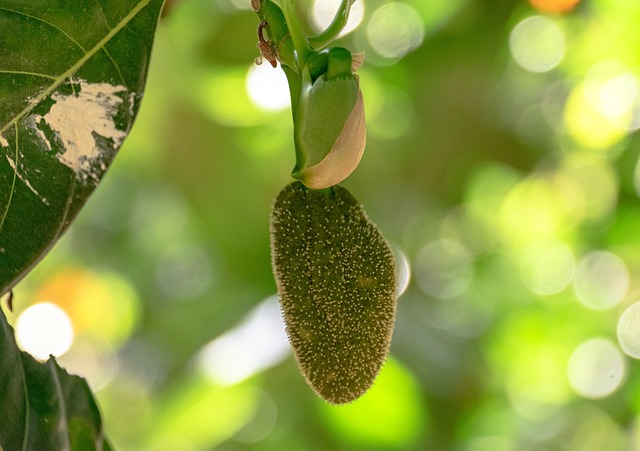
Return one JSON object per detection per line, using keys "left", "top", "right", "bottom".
{"left": 441, "top": 206, "right": 496, "bottom": 256}
{"left": 499, "top": 176, "right": 565, "bottom": 245}
{"left": 16, "top": 302, "right": 74, "bottom": 360}
{"left": 149, "top": 382, "right": 259, "bottom": 450}
{"left": 529, "top": 0, "right": 581, "bottom": 13}
{"left": 634, "top": 157, "right": 640, "bottom": 198}
{"left": 365, "top": 84, "right": 415, "bottom": 140}
{"left": 464, "top": 163, "right": 522, "bottom": 220}
{"left": 310, "top": 0, "right": 364, "bottom": 36}
{"left": 564, "top": 79, "right": 630, "bottom": 150}
{"left": 246, "top": 63, "right": 290, "bottom": 111}
{"left": 519, "top": 239, "right": 575, "bottom": 296}
{"left": 568, "top": 408, "right": 627, "bottom": 451}
{"left": 567, "top": 337, "right": 625, "bottom": 399}
{"left": 578, "top": 61, "right": 640, "bottom": 134}
{"left": 36, "top": 269, "right": 140, "bottom": 346}
{"left": 509, "top": 16, "right": 565, "bottom": 73}
{"left": 366, "top": 3, "right": 424, "bottom": 61}
{"left": 198, "top": 296, "right": 290, "bottom": 385}
{"left": 393, "top": 246, "right": 411, "bottom": 298}
{"left": 414, "top": 239, "right": 473, "bottom": 299}
{"left": 58, "top": 336, "right": 118, "bottom": 391}
{"left": 489, "top": 311, "right": 573, "bottom": 419}
{"left": 233, "top": 390, "right": 278, "bottom": 444}
{"left": 598, "top": 73, "right": 638, "bottom": 121}
{"left": 617, "top": 302, "right": 640, "bottom": 359}
{"left": 573, "top": 251, "right": 629, "bottom": 310}
{"left": 196, "top": 68, "right": 264, "bottom": 127}
{"left": 554, "top": 154, "right": 618, "bottom": 222}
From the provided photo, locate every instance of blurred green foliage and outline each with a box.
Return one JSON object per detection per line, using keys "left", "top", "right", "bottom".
{"left": 6, "top": 0, "right": 640, "bottom": 449}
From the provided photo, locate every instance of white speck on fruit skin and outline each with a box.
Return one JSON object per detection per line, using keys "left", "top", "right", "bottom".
{"left": 0, "top": 134, "right": 8, "bottom": 147}
{"left": 30, "top": 80, "right": 131, "bottom": 184}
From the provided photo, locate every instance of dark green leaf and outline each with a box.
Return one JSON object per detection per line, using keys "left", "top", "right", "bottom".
{"left": 0, "top": 0, "right": 165, "bottom": 293}
{"left": 0, "top": 308, "right": 110, "bottom": 450}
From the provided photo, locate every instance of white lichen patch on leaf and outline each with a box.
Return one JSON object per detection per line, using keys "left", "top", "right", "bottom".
{"left": 30, "top": 80, "right": 131, "bottom": 184}
{"left": 26, "top": 116, "right": 53, "bottom": 152}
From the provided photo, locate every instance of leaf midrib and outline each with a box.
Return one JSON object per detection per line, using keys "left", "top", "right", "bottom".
{"left": 0, "top": 0, "right": 153, "bottom": 136}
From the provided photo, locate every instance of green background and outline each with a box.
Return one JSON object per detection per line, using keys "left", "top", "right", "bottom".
{"left": 8, "top": 0, "right": 640, "bottom": 449}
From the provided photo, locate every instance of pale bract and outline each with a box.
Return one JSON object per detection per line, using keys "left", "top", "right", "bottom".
{"left": 292, "top": 50, "right": 367, "bottom": 189}
{"left": 296, "top": 81, "right": 366, "bottom": 189}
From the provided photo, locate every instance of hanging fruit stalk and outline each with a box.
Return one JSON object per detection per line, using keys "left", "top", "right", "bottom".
{"left": 254, "top": 0, "right": 399, "bottom": 404}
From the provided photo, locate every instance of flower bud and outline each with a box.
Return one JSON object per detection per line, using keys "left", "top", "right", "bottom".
{"left": 292, "top": 48, "right": 366, "bottom": 190}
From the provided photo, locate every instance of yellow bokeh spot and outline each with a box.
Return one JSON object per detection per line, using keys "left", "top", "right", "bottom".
{"left": 464, "top": 163, "right": 522, "bottom": 226}
{"left": 488, "top": 310, "right": 574, "bottom": 419}
{"left": 506, "top": 340, "right": 572, "bottom": 418}
{"left": 553, "top": 153, "right": 618, "bottom": 222}
{"left": 564, "top": 78, "right": 633, "bottom": 150}
{"left": 529, "top": 0, "right": 581, "bottom": 13}
{"left": 196, "top": 67, "right": 266, "bottom": 127}
{"left": 499, "top": 176, "right": 567, "bottom": 245}
{"left": 34, "top": 268, "right": 139, "bottom": 346}
{"left": 518, "top": 238, "right": 575, "bottom": 296}
{"left": 149, "top": 379, "right": 260, "bottom": 450}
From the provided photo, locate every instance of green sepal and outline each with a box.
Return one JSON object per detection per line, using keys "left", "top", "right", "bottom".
{"left": 306, "top": 51, "right": 329, "bottom": 83}
{"left": 325, "top": 47, "right": 353, "bottom": 79}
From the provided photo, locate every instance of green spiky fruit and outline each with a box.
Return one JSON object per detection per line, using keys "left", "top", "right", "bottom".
{"left": 270, "top": 182, "right": 397, "bottom": 404}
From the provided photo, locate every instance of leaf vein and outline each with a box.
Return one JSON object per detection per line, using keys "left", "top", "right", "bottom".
{"left": 103, "top": 47, "right": 126, "bottom": 85}
{"left": 92, "top": 0, "right": 113, "bottom": 32}
{"left": 0, "top": 123, "right": 19, "bottom": 234}
{"left": 0, "top": 7, "right": 87, "bottom": 52}
{"left": 0, "top": 70, "right": 57, "bottom": 80}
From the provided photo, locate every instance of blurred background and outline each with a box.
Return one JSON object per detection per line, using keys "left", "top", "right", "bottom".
{"left": 4, "top": 0, "right": 640, "bottom": 449}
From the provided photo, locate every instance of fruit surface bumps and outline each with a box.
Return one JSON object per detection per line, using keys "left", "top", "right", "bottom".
{"left": 270, "top": 182, "right": 397, "bottom": 404}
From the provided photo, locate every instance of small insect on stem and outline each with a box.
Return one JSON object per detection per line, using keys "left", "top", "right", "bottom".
{"left": 257, "top": 21, "right": 278, "bottom": 68}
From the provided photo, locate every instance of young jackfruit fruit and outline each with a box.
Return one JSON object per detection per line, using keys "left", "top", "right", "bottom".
{"left": 270, "top": 182, "right": 397, "bottom": 404}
